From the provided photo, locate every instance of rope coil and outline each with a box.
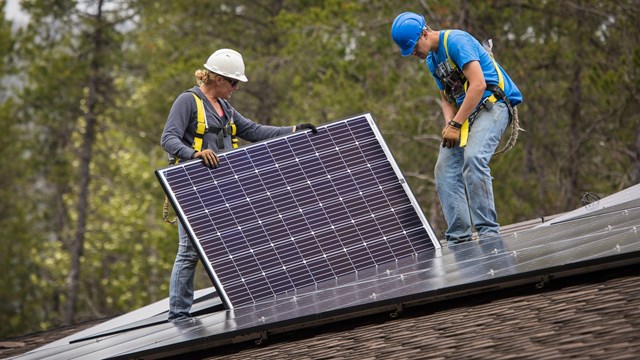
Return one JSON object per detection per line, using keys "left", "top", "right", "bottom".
{"left": 163, "top": 196, "right": 177, "bottom": 224}
{"left": 494, "top": 107, "right": 522, "bottom": 156}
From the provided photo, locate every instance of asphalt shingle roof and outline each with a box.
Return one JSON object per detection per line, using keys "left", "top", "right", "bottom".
{"left": 200, "top": 265, "right": 640, "bottom": 360}
{"left": 3, "top": 256, "right": 639, "bottom": 360}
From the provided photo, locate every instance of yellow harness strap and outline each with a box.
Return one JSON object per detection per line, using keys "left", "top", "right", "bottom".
{"left": 443, "top": 30, "right": 505, "bottom": 147}
{"left": 170, "top": 93, "right": 208, "bottom": 166}
{"left": 164, "top": 92, "right": 208, "bottom": 223}
{"left": 230, "top": 121, "right": 238, "bottom": 149}
{"left": 191, "top": 93, "right": 207, "bottom": 153}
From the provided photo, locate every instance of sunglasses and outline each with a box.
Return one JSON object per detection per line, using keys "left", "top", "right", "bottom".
{"left": 222, "top": 76, "right": 239, "bottom": 87}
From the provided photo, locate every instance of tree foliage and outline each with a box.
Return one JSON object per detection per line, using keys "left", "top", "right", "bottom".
{"left": 0, "top": 0, "right": 638, "bottom": 338}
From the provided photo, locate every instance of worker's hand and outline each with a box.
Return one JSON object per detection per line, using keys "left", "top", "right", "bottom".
{"left": 441, "top": 125, "right": 460, "bottom": 149}
{"left": 295, "top": 123, "right": 318, "bottom": 134}
{"left": 193, "top": 149, "right": 219, "bottom": 168}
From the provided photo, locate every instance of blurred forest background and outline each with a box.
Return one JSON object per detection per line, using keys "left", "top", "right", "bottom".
{"left": 0, "top": 0, "right": 638, "bottom": 339}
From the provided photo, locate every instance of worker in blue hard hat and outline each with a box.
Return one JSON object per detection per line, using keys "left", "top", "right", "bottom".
{"left": 391, "top": 12, "right": 522, "bottom": 245}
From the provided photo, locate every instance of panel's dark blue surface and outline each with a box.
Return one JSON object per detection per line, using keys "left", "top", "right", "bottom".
{"left": 157, "top": 114, "right": 438, "bottom": 308}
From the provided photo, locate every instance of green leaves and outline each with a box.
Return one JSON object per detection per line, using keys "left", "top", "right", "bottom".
{"left": 1, "top": 0, "right": 639, "bottom": 338}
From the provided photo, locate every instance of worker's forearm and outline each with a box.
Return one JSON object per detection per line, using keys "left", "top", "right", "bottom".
{"left": 439, "top": 91, "right": 458, "bottom": 125}
{"left": 441, "top": 102, "right": 457, "bottom": 125}
{"left": 451, "top": 83, "right": 485, "bottom": 124}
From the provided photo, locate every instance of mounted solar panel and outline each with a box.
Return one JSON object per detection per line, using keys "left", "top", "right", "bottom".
{"left": 156, "top": 113, "right": 439, "bottom": 309}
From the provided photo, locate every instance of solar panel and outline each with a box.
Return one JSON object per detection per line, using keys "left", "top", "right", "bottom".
{"left": 156, "top": 113, "right": 439, "bottom": 308}
{"left": 19, "top": 185, "right": 640, "bottom": 359}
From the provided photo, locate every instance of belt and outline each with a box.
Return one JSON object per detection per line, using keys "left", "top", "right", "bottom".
{"left": 460, "top": 84, "right": 514, "bottom": 147}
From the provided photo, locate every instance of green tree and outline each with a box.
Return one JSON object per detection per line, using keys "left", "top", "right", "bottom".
{"left": 470, "top": 0, "right": 640, "bottom": 222}
{"left": 0, "top": 0, "right": 36, "bottom": 338}
{"left": 8, "top": 0, "right": 151, "bottom": 330}
{"left": 1, "top": 0, "right": 638, "bottom": 339}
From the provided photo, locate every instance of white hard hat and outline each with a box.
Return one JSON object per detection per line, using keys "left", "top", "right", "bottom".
{"left": 204, "top": 48, "right": 248, "bottom": 82}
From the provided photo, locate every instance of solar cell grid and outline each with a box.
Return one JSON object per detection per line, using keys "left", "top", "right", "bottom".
{"left": 157, "top": 113, "right": 439, "bottom": 308}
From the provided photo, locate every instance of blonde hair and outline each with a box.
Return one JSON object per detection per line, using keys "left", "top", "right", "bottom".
{"left": 195, "top": 69, "right": 216, "bottom": 86}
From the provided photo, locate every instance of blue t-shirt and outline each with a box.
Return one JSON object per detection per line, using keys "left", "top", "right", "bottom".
{"left": 426, "top": 30, "right": 522, "bottom": 107}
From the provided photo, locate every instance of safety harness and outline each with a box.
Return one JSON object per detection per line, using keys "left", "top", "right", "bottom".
{"left": 434, "top": 31, "right": 520, "bottom": 152}
{"left": 162, "top": 92, "right": 238, "bottom": 224}
{"left": 185, "top": 91, "right": 239, "bottom": 156}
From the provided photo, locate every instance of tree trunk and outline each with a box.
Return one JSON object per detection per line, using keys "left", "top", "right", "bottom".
{"left": 564, "top": 2, "right": 584, "bottom": 211}
{"left": 565, "top": 64, "right": 582, "bottom": 210}
{"left": 65, "top": 0, "right": 104, "bottom": 325}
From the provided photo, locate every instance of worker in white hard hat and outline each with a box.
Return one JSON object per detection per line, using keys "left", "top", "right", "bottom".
{"left": 161, "top": 48, "right": 317, "bottom": 321}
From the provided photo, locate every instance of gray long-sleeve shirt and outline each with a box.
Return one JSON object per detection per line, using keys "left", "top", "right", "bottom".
{"left": 161, "top": 86, "right": 293, "bottom": 161}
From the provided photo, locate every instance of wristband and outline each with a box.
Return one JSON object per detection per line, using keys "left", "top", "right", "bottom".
{"left": 448, "top": 120, "right": 462, "bottom": 129}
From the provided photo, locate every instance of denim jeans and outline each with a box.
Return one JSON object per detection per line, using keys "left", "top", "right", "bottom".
{"left": 168, "top": 222, "right": 199, "bottom": 320}
{"left": 434, "top": 102, "right": 510, "bottom": 244}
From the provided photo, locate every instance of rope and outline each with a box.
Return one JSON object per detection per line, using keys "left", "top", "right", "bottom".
{"left": 163, "top": 196, "right": 178, "bottom": 224}
{"left": 581, "top": 192, "right": 601, "bottom": 206}
{"left": 494, "top": 106, "right": 522, "bottom": 156}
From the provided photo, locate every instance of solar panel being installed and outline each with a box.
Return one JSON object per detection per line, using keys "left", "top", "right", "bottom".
{"left": 156, "top": 113, "right": 439, "bottom": 308}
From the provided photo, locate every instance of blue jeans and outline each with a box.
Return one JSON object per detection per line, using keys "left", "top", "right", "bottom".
{"left": 168, "top": 222, "right": 199, "bottom": 320}
{"left": 434, "top": 102, "right": 510, "bottom": 244}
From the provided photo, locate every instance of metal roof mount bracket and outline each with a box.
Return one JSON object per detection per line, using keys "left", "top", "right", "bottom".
{"left": 536, "top": 274, "right": 551, "bottom": 289}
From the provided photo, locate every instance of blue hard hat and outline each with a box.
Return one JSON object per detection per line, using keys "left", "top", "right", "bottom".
{"left": 391, "top": 12, "right": 425, "bottom": 57}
